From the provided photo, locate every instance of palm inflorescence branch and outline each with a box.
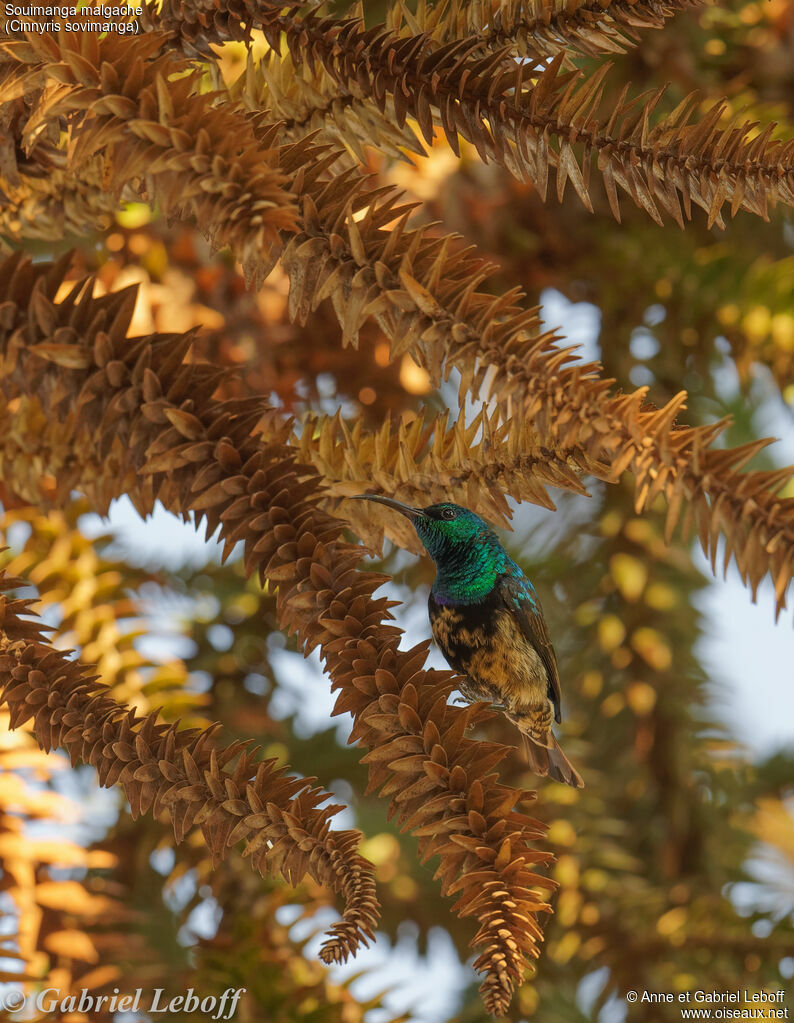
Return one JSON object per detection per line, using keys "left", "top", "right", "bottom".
{"left": 0, "top": 0, "right": 793, "bottom": 1014}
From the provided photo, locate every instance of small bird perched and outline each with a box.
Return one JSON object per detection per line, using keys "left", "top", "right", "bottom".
{"left": 353, "top": 495, "right": 584, "bottom": 788}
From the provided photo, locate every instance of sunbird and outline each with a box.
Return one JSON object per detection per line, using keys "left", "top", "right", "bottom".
{"left": 353, "top": 496, "right": 584, "bottom": 788}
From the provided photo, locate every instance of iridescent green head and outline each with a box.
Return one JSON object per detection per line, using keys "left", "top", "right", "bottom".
{"left": 352, "top": 495, "right": 507, "bottom": 603}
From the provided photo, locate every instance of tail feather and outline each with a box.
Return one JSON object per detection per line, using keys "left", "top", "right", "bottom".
{"left": 521, "top": 732, "right": 584, "bottom": 789}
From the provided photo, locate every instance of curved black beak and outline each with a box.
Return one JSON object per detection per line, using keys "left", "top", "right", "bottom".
{"left": 350, "top": 494, "right": 427, "bottom": 520}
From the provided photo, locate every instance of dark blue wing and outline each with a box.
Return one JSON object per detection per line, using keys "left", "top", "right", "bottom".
{"left": 496, "top": 569, "right": 562, "bottom": 723}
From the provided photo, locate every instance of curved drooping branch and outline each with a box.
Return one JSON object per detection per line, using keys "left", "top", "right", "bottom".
{"left": 0, "top": 254, "right": 556, "bottom": 1015}
{"left": 416, "top": 0, "right": 704, "bottom": 60}
{"left": 295, "top": 401, "right": 792, "bottom": 621}
{"left": 296, "top": 407, "right": 597, "bottom": 550}
{"left": 178, "top": 0, "right": 700, "bottom": 170}
{"left": 152, "top": 0, "right": 794, "bottom": 227}
{"left": 0, "top": 571, "right": 378, "bottom": 964}
{"left": 150, "top": 0, "right": 700, "bottom": 62}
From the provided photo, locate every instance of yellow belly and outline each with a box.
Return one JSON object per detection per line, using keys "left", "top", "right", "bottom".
{"left": 468, "top": 611, "right": 548, "bottom": 705}
{"left": 431, "top": 607, "right": 549, "bottom": 709}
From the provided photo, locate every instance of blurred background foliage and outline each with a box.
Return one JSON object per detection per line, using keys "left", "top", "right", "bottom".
{"left": 1, "top": 0, "right": 793, "bottom": 1019}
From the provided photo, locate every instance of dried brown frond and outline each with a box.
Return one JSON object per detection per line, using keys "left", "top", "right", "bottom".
{"left": 387, "top": 0, "right": 703, "bottom": 60}
{"left": 297, "top": 406, "right": 597, "bottom": 549}
{"left": 227, "top": 45, "right": 425, "bottom": 162}
{"left": 152, "top": 1, "right": 794, "bottom": 226}
{"left": 298, "top": 401, "right": 793, "bottom": 622}
{"left": 0, "top": 30, "right": 294, "bottom": 261}
{"left": 0, "top": 253, "right": 556, "bottom": 1014}
{"left": 0, "top": 569, "right": 378, "bottom": 965}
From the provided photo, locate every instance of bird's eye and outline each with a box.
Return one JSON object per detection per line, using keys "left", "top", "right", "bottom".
{"left": 441, "top": 507, "right": 456, "bottom": 520}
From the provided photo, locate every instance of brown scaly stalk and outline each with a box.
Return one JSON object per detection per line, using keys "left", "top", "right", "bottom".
{"left": 422, "top": 0, "right": 704, "bottom": 59}
{"left": 297, "top": 407, "right": 598, "bottom": 548}
{"left": 2, "top": 33, "right": 791, "bottom": 616}
{"left": 0, "top": 254, "right": 557, "bottom": 1015}
{"left": 152, "top": 0, "right": 794, "bottom": 227}
{"left": 222, "top": 0, "right": 702, "bottom": 160}
{"left": 299, "top": 405, "right": 792, "bottom": 614}
{"left": 0, "top": 572, "right": 378, "bottom": 965}
{"left": 151, "top": 0, "right": 701, "bottom": 62}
